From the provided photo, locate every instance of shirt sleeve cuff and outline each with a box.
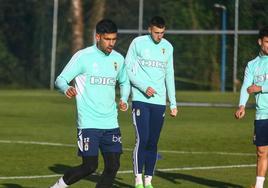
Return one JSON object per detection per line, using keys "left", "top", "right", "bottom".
{"left": 170, "top": 104, "right": 177, "bottom": 110}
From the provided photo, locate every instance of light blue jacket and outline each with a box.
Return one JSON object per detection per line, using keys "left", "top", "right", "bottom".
{"left": 239, "top": 55, "right": 268, "bottom": 120}
{"left": 125, "top": 35, "right": 177, "bottom": 109}
{"left": 55, "top": 45, "right": 130, "bottom": 129}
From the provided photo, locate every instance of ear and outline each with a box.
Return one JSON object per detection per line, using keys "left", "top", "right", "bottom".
{"left": 95, "top": 34, "right": 101, "bottom": 42}
{"left": 148, "top": 27, "right": 152, "bottom": 34}
{"left": 258, "top": 38, "right": 262, "bottom": 46}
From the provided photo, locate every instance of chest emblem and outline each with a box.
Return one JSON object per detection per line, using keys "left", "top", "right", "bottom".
{"left": 114, "top": 62, "right": 118, "bottom": 71}
{"left": 162, "top": 48, "right": 165, "bottom": 55}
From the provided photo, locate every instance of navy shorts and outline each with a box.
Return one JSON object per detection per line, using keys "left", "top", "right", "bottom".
{"left": 254, "top": 119, "right": 268, "bottom": 146}
{"left": 77, "top": 128, "right": 122, "bottom": 156}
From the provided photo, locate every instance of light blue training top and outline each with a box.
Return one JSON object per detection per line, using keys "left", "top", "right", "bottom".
{"left": 125, "top": 35, "right": 177, "bottom": 109}
{"left": 239, "top": 54, "right": 268, "bottom": 120}
{"left": 55, "top": 45, "right": 130, "bottom": 129}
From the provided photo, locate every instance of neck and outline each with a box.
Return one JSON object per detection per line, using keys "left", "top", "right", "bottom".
{"left": 96, "top": 43, "right": 110, "bottom": 55}
{"left": 149, "top": 35, "right": 160, "bottom": 44}
{"left": 260, "top": 51, "right": 268, "bottom": 56}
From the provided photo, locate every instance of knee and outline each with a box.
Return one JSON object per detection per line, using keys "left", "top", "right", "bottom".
{"left": 137, "top": 138, "right": 149, "bottom": 148}
{"left": 81, "top": 162, "right": 98, "bottom": 176}
{"left": 104, "top": 161, "right": 120, "bottom": 175}
{"left": 257, "top": 148, "right": 268, "bottom": 159}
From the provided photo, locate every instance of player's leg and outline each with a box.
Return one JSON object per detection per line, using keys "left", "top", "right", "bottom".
{"left": 50, "top": 156, "right": 99, "bottom": 188}
{"left": 50, "top": 128, "right": 100, "bottom": 188}
{"left": 254, "top": 119, "right": 268, "bottom": 188}
{"left": 144, "top": 103, "right": 165, "bottom": 187}
{"left": 95, "top": 152, "right": 121, "bottom": 188}
{"left": 96, "top": 128, "right": 122, "bottom": 188}
{"left": 132, "top": 101, "right": 150, "bottom": 187}
{"left": 255, "top": 145, "right": 268, "bottom": 188}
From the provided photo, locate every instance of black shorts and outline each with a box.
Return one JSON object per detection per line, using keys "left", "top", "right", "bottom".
{"left": 254, "top": 119, "right": 268, "bottom": 146}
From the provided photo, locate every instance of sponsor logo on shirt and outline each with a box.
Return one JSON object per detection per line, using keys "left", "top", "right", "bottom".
{"left": 255, "top": 73, "right": 268, "bottom": 83}
{"left": 90, "top": 76, "right": 116, "bottom": 86}
{"left": 138, "top": 58, "right": 166, "bottom": 69}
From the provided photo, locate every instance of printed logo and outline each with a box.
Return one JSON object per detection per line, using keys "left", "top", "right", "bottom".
{"left": 255, "top": 73, "right": 268, "bottom": 83}
{"left": 112, "top": 135, "right": 122, "bottom": 143}
{"left": 114, "top": 62, "right": 118, "bottom": 71}
{"left": 162, "top": 48, "right": 165, "bottom": 55}
{"left": 136, "top": 109, "right": 140, "bottom": 116}
{"left": 138, "top": 59, "right": 166, "bottom": 69}
{"left": 90, "top": 76, "right": 116, "bottom": 86}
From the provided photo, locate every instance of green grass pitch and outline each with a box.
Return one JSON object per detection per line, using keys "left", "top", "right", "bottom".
{"left": 0, "top": 90, "right": 257, "bottom": 187}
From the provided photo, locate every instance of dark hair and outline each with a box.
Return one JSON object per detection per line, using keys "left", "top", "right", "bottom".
{"left": 149, "top": 16, "right": 165, "bottom": 28}
{"left": 96, "top": 19, "right": 117, "bottom": 34}
{"left": 258, "top": 26, "right": 268, "bottom": 39}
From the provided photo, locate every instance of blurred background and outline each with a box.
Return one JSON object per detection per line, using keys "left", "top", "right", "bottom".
{"left": 0, "top": 0, "right": 267, "bottom": 91}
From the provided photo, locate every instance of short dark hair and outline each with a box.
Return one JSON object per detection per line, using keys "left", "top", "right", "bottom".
{"left": 96, "top": 19, "right": 117, "bottom": 34}
{"left": 258, "top": 26, "right": 268, "bottom": 39}
{"left": 149, "top": 16, "right": 165, "bottom": 28}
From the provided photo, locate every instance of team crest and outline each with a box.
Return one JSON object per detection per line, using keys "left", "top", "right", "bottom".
{"left": 114, "top": 62, "right": 118, "bottom": 71}
{"left": 136, "top": 109, "right": 140, "bottom": 116}
{"left": 83, "top": 137, "right": 90, "bottom": 151}
{"left": 162, "top": 48, "right": 165, "bottom": 55}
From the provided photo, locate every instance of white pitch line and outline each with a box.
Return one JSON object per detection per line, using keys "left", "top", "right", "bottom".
{"left": 0, "top": 140, "right": 74, "bottom": 147}
{"left": 0, "top": 164, "right": 256, "bottom": 180}
{"left": 0, "top": 140, "right": 255, "bottom": 156}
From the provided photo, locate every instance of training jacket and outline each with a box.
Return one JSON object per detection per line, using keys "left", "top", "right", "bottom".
{"left": 55, "top": 45, "right": 130, "bottom": 129}
{"left": 239, "top": 54, "right": 268, "bottom": 120}
{"left": 125, "top": 35, "right": 177, "bottom": 110}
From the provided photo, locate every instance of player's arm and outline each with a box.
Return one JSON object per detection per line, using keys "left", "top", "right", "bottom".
{"left": 165, "top": 48, "right": 178, "bottom": 117}
{"left": 235, "top": 64, "right": 254, "bottom": 119}
{"left": 55, "top": 52, "right": 83, "bottom": 99}
{"left": 125, "top": 40, "right": 149, "bottom": 94}
{"left": 117, "top": 62, "right": 130, "bottom": 111}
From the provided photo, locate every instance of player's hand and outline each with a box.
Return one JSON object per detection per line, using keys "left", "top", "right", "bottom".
{"left": 65, "top": 86, "right": 77, "bottom": 99}
{"left": 235, "top": 106, "right": 245, "bottom": 119}
{"left": 247, "top": 84, "right": 262, "bottom": 94}
{"left": 119, "top": 100, "right": 128, "bottom": 111}
{"left": 170, "top": 108, "right": 178, "bottom": 117}
{"left": 146, "top": 87, "right": 156, "bottom": 97}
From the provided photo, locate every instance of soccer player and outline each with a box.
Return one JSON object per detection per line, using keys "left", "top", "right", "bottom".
{"left": 125, "top": 16, "right": 178, "bottom": 188}
{"left": 235, "top": 26, "right": 268, "bottom": 188}
{"left": 50, "top": 19, "right": 130, "bottom": 188}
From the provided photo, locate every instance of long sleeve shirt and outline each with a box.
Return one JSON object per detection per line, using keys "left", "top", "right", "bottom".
{"left": 55, "top": 45, "right": 130, "bottom": 129}
{"left": 239, "top": 55, "right": 268, "bottom": 120}
{"left": 125, "top": 35, "right": 177, "bottom": 109}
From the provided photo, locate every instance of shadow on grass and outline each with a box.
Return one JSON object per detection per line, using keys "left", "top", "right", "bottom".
{"left": 155, "top": 170, "right": 243, "bottom": 188}
{"left": 49, "top": 164, "right": 133, "bottom": 188}
{"left": 1, "top": 184, "right": 34, "bottom": 188}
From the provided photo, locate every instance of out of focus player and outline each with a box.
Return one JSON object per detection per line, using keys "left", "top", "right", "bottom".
{"left": 235, "top": 26, "right": 268, "bottom": 188}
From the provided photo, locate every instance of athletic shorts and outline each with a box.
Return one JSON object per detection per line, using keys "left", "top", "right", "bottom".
{"left": 254, "top": 119, "right": 268, "bottom": 146}
{"left": 77, "top": 128, "right": 122, "bottom": 156}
